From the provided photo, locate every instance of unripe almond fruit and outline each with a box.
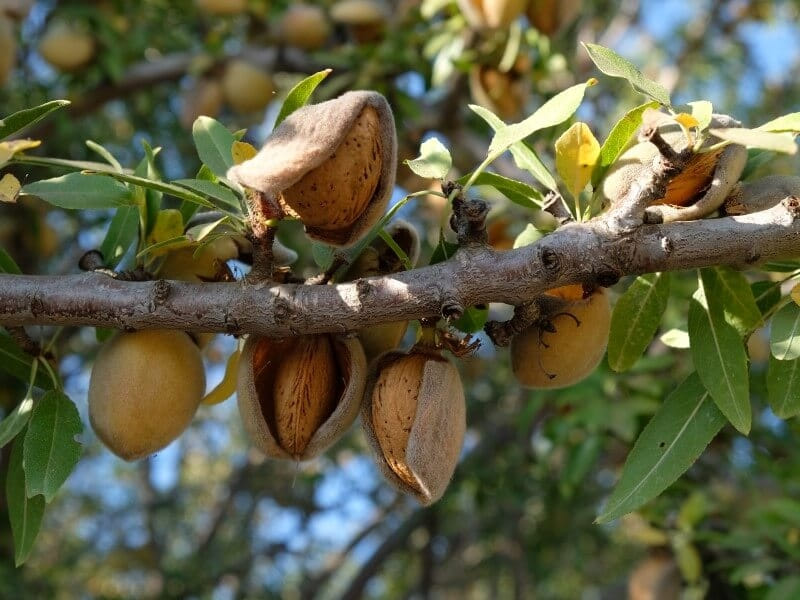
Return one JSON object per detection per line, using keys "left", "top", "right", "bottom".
{"left": 511, "top": 285, "right": 611, "bottom": 389}
{"left": 180, "top": 77, "right": 224, "bottom": 129}
{"left": 361, "top": 349, "right": 466, "bottom": 505}
{"left": 38, "top": 22, "right": 95, "bottom": 72}
{"left": 227, "top": 91, "right": 397, "bottom": 247}
{"left": 457, "top": 0, "right": 527, "bottom": 28}
{"left": 196, "top": 0, "right": 247, "bottom": 16}
{"left": 330, "top": 0, "right": 387, "bottom": 43}
{"left": 222, "top": 59, "right": 274, "bottom": 114}
{"left": 88, "top": 330, "right": 206, "bottom": 461}
{"left": 281, "top": 4, "right": 330, "bottom": 51}
{"left": 0, "top": 15, "right": 15, "bottom": 86}
{"left": 469, "top": 65, "right": 527, "bottom": 120}
{"left": 527, "top": 0, "right": 582, "bottom": 35}
{"left": 237, "top": 334, "right": 366, "bottom": 460}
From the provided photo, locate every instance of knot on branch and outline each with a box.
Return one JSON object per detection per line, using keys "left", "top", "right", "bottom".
{"left": 783, "top": 195, "right": 800, "bottom": 218}
{"left": 445, "top": 182, "right": 488, "bottom": 245}
{"left": 539, "top": 246, "right": 560, "bottom": 273}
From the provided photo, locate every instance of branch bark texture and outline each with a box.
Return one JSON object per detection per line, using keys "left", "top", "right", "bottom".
{"left": 1, "top": 200, "right": 798, "bottom": 337}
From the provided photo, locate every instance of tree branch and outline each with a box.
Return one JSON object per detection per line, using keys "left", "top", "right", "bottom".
{"left": 0, "top": 200, "right": 798, "bottom": 336}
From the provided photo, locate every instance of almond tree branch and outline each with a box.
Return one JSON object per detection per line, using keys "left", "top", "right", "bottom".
{"left": 0, "top": 199, "right": 798, "bottom": 336}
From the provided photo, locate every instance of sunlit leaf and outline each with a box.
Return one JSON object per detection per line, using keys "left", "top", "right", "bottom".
{"left": 582, "top": 43, "right": 671, "bottom": 106}
{"left": 708, "top": 267, "right": 762, "bottom": 336}
{"left": 512, "top": 223, "right": 545, "bottom": 248}
{"left": 756, "top": 112, "right": 800, "bottom": 133}
{"left": 689, "top": 273, "right": 751, "bottom": 434}
{"left": 597, "top": 373, "right": 725, "bottom": 523}
{"left": 22, "top": 173, "right": 133, "bottom": 209}
{"left": 202, "top": 349, "right": 241, "bottom": 405}
{"left": 405, "top": 137, "right": 452, "bottom": 180}
{"left": 0, "top": 139, "right": 41, "bottom": 167}
{"left": 99, "top": 206, "right": 139, "bottom": 268}
{"left": 0, "top": 100, "right": 70, "bottom": 140}
{"left": 592, "top": 101, "right": 658, "bottom": 187}
{"left": 457, "top": 171, "right": 543, "bottom": 209}
{"left": 274, "top": 69, "right": 332, "bottom": 127}
{"left": 710, "top": 128, "right": 797, "bottom": 154}
{"left": 673, "top": 113, "right": 699, "bottom": 129}
{"left": 555, "top": 122, "right": 600, "bottom": 199}
{"left": 608, "top": 273, "right": 670, "bottom": 372}
{"left": 232, "top": 141, "right": 258, "bottom": 165}
{"left": 687, "top": 100, "right": 713, "bottom": 131}
{"left": 660, "top": 328, "right": 690, "bottom": 349}
{"left": 24, "top": 390, "right": 83, "bottom": 502}
{"left": 0, "top": 173, "right": 21, "bottom": 203}
{"left": 192, "top": 116, "right": 236, "bottom": 178}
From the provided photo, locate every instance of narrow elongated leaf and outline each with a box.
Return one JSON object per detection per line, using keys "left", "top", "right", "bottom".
{"left": 202, "top": 349, "right": 241, "bottom": 405}
{"left": 469, "top": 104, "right": 557, "bottom": 190}
{"left": 582, "top": 43, "right": 671, "bottom": 106}
{"left": 0, "top": 100, "right": 70, "bottom": 140}
{"left": 488, "top": 82, "right": 591, "bottom": 157}
{"left": 453, "top": 304, "right": 488, "bottom": 334}
{"left": 22, "top": 173, "right": 133, "bottom": 209}
{"left": 770, "top": 302, "right": 800, "bottom": 360}
{"left": 608, "top": 273, "right": 670, "bottom": 372}
{"left": 0, "top": 361, "right": 36, "bottom": 449}
{"left": 0, "top": 331, "right": 52, "bottom": 389}
{"left": 192, "top": 116, "right": 236, "bottom": 178}
{"left": 555, "top": 122, "right": 600, "bottom": 198}
{"left": 456, "top": 171, "right": 543, "bottom": 208}
{"left": 88, "top": 171, "right": 213, "bottom": 208}
{"left": 710, "top": 128, "right": 797, "bottom": 154}
{"left": 688, "top": 278, "right": 751, "bottom": 434}
{"left": 756, "top": 112, "right": 800, "bottom": 133}
{"left": 274, "top": 69, "right": 331, "bottom": 127}
{"left": 767, "top": 576, "right": 800, "bottom": 600}
{"left": 405, "top": 137, "right": 452, "bottom": 179}
{"left": 173, "top": 178, "right": 242, "bottom": 212}
{"left": 99, "top": 206, "right": 139, "bottom": 268}
{"left": 706, "top": 267, "right": 762, "bottom": 336}
{"left": 85, "top": 140, "right": 123, "bottom": 172}
{"left": 592, "top": 101, "right": 658, "bottom": 186}
{"left": 597, "top": 373, "right": 725, "bottom": 523}
{"left": 23, "top": 390, "right": 83, "bottom": 502}
{"left": 752, "top": 281, "right": 782, "bottom": 316}
{"left": 0, "top": 246, "right": 21, "bottom": 274}
{"left": 767, "top": 355, "right": 800, "bottom": 418}
{"left": 6, "top": 437, "right": 45, "bottom": 566}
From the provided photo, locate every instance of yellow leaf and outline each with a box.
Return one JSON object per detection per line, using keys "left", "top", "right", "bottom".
{"left": 232, "top": 141, "right": 257, "bottom": 165}
{"left": 202, "top": 348, "right": 240, "bottom": 405}
{"left": 555, "top": 122, "right": 600, "bottom": 199}
{"left": 0, "top": 139, "right": 42, "bottom": 168}
{"left": 791, "top": 283, "right": 800, "bottom": 307}
{"left": 674, "top": 112, "right": 700, "bottom": 129}
{"left": 146, "top": 209, "right": 185, "bottom": 256}
{"left": 0, "top": 173, "right": 21, "bottom": 203}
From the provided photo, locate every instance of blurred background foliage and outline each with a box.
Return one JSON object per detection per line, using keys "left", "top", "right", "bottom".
{"left": 1, "top": 0, "right": 800, "bottom": 598}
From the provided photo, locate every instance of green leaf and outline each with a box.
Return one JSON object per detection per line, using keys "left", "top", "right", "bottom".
{"left": 0, "top": 331, "right": 52, "bottom": 389}
{"left": 0, "top": 246, "right": 21, "bottom": 274}
{"left": 0, "top": 359, "right": 37, "bottom": 449}
{"left": 687, "top": 100, "right": 713, "bottom": 131}
{"left": 99, "top": 206, "right": 139, "bottom": 268}
{"left": 85, "top": 140, "right": 123, "bottom": 172}
{"left": 710, "top": 128, "right": 798, "bottom": 154}
{"left": 597, "top": 373, "right": 725, "bottom": 523}
{"left": 452, "top": 304, "right": 488, "bottom": 334}
{"left": 377, "top": 229, "right": 412, "bottom": 270}
{"left": 770, "top": 301, "right": 800, "bottom": 360}
{"left": 173, "top": 178, "right": 242, "bottom": 212}
{"left": 512, "top": 223, "right": 545, "bottom": 248}
{"left": 88, "top": 171, "right": 213, "bottom": 209}
{"left": 274, "top": 69, "right": 331, "bottom": 127}
{"left": 470, "top": 104, "right": 557, "bottom": 190}
{"left": 708, "top": 267, "right": 762, "bottom": 336}
{"left": 6, "top": 436, "right": 45, "bottom": 566}
{"left": 608, "top": 272, "right": 670, "bottom": 372}
{"left": 487, "top": 82, "right": 591, "bottom": 158}
{"left": 22, "top": 173, "right": 133, "bottom": 209}
{"left": 688, "top": 275, "right": 751, "bottom": 434}
{"left": 312, "top": 242, "right": 334, "bottom": 270}
{"left": 428, "top": 231, "right": 458, "bottom": 266}
{"left": 582, "top": 43, "right": 671, "bottom": 106}
{"left": 752, "top": 281, "right": 782, "bottom": 316}
{"left": 767, "top": 355, "right": 800, "bottom": 419}
{"left": 756, "top": 112, "right": 800, "bottom": 133}
{"left": 23, "top": 390, "right": 83, "bottom": 502}
{"left": 0, "top": 100, "right": 70, "bottom": 140}
{"left": 192, "top": 116, "right": 236, "bottom": 179}
{"left": 591, "top": 102, "right": 658, "bottom": 187}
{"left": 766, "top": 576, "right": 800, "bottom": 600}
{"left": 139, "top": 141, "right": 163, "bottom": 231}
{"left": 405, "top": 137, "right": 452, "bottom": 180}
{"left": 456, "top": 171, "right": 543, "bottom": 209}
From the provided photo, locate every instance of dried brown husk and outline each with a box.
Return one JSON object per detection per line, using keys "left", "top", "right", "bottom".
{"left": 361, "top": 349, "right": 466, "bottom": 505}
{"left": 237, "top": 334, "right": 366, "bottom": 460}
{"left": 227, "top": 90, "right": 397, "bottom": 247}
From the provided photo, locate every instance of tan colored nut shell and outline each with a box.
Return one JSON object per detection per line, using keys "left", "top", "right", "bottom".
{"left": 237, "top": 334, "right": 366, "bottom": 460}
{"left": 281, "top": 4, "right": 330, "bottom": 51}
{"left": 361, "top": 350, "right": 466, "bottom": 505}
{"left": 281, "top": 106, "right": 382, "bottom": 231}
{"left": 0, "top": 15, "right": 15, "bottom": 86}
{"left": 511, "top": 285, "right": 610, "bottom": 389}
{"left": 527, "top": 0, "right": 582, "bottom": 35}
{"left": 227, "top": 90, "right": 397, "bottom": 247}
{"left": 468, "top": 65, "right": 527, "bottom": 120}
{"left": 88, "top": 330, "right": 206, "bottom": 461}
{"left": 38, "top": 23, "right": 95, "bottom": 72}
